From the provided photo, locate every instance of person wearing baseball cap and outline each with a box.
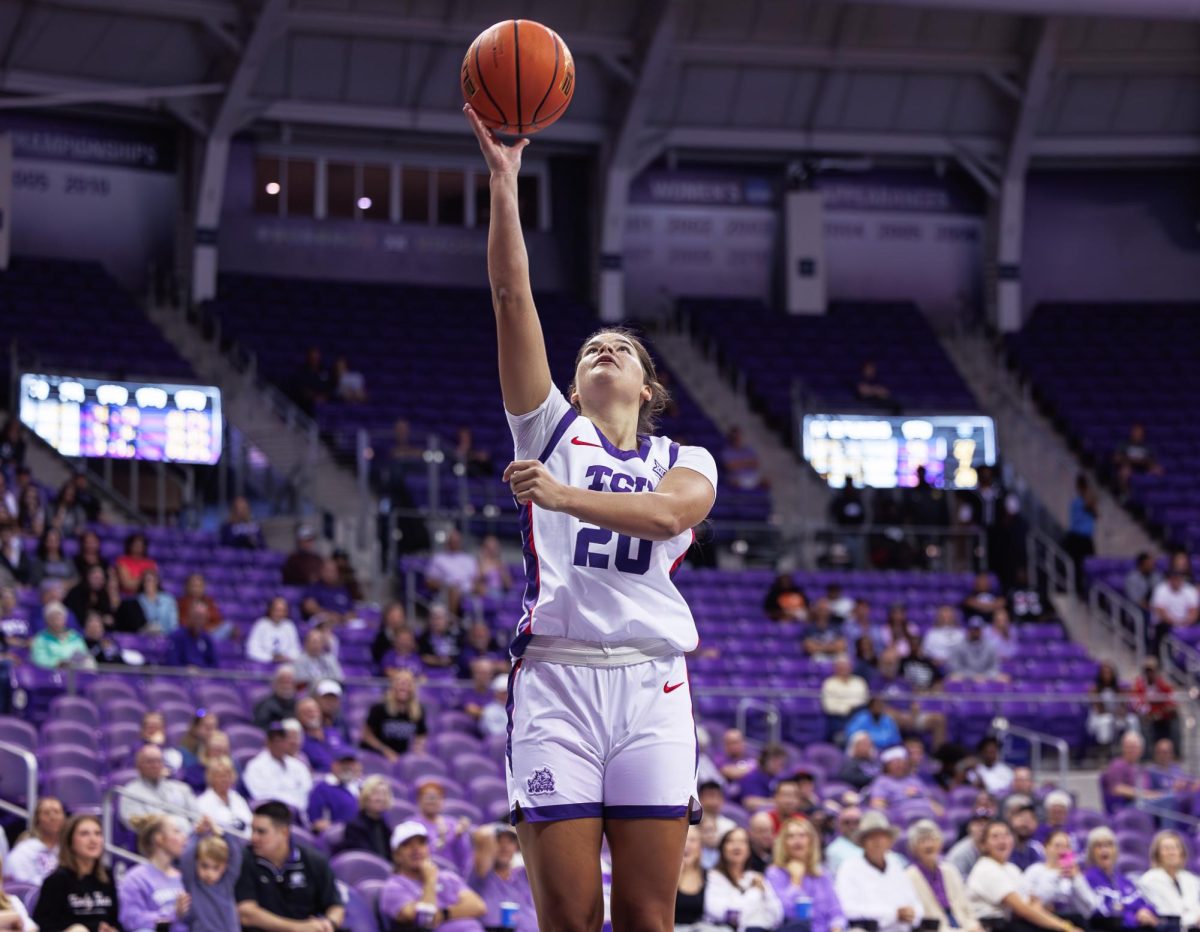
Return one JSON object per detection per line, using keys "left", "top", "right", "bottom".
{"left": 868, "top": 746, "right": 940, "bottom": 813}
{"left": 835, "top": 812, "right": 924, "bottom": 932}
{"left": 306, "top": 749, "right": 361, "bottom": 834}
{"left": 313, "top": 678, "right": 351, "bottom": 746}
{"left": 378, "top": 821, "right": 487, "bottom": 931}
{"left": 467, "top": 823, "right": 536, "bottom": 932}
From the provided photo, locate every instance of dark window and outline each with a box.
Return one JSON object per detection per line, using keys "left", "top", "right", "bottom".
{"left": 436, "top": 170, "right": 465, "bottom": 226}
{"left": 474, "top": 173, "right": 490, "bottom": 227}
{"left": 402, "top": 167, "right": 430, "bottom": 223}
{"left": 326, "top": 162, "right": 355, "bottom": 219}
{"left": 286, "top": 159, "right": 315, "bottom": 217}
{"left": 361, "top": 164, "right": 390, "bottom": 221}
{"left": 518, "top": 175, "right": 540, "bottom": 229}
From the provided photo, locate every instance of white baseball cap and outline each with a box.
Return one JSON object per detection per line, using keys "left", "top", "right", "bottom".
{"left": 390, "top": 821, "right": 429, "bottom": 849}
{"left": 315, "top": 680, "right": 343, "bottom": 698}
{"left": 490, "top": 674, "right": 509, "bottom": 693}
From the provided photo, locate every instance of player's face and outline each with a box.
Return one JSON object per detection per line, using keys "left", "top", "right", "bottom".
{"left": 572, "top": 334, "right": 650, "bottom": 413}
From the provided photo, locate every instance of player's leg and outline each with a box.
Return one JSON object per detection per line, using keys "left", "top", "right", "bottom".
{"left": 517, "top": 817, "right": 605, "bottom": 932}
{"left": 605, "top": 816, "right": 689, "bottom": 931}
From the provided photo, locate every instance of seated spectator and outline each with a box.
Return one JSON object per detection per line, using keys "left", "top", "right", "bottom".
{"left": 30, "top": 600, "right": 87, "bottom": 669}
{"left": 415, "top": 780, "right": 472, "bottom": 873}
{"left": 419, "top": 604, "right": 461, "bottom": 670}
{"left": 999, "top": 768, "right": 1037, "bottom": 812}
{"left": 846, "top": 696, "right": 902, "bottom": 751}
{"left": 821, "top": 655, "right": 869, "bottom": 742}
{"left": 1151, "top": 569, "right": 1198, "bottom": 658}
{"left": 301, "top": 558, "right": 354, "bottom": 623}
{"left": 676, "top": 825, "right": 708, "bottom": 927}
{"left": 469, "top": 823, "right": 537, "bottom": 932}
{"left": 296, "top": 696, "right": 338, "bottom": 773}
{"left": 922, "top": 605, "right": 964, "bottom": 665}
{"left": 697, "top": 781, "right": 737, "bottom": 846}
{"left": 740, "top": 744, "right": 789, "bottom": 811}
{"left": 1133, "top": 657, "right": 1180, "bottom": 748}
{"left": 119, "top": 813, "right": 190, "bottom": 931}
{"left": 372, "top": 601, "right": 409, "bottom": 670}
{"left": 120, "top": 743, "right": 199, "bottom": 830}
{"left": 765, "top": 817, "right": 844, "bottom": 932}
{"left": 362, "top": 669, "right": 428, "bottom": 761}
{"left": 331, "top": 354, "right": 367, "bottom": 403}
{"left": 182, "top": 817, "right": 242, "bottom": 931}
{"left": 31, "top": 814, "right": 120, "bottom": 932}
{"left": 855, "top": 359, "right": 897, "bottom": 409}
{"left": 220, "top": 495, "right": 266, "bottom": 550}
{"left": 460, "top": 657, "right": 497, "bottom": 723}
{"left": 252, "top": 665, "right": 297, "bottom": 728}
{"left": 245, "top": 597, "right": 301, "bottom": 665}
{"left": 73, "top": 528, "right": 108, "bottom": 580}
{"left": 174, "top": 710, "right": 219, "bottom": 777}
{"left": 967, "top": 820, "right": 1078, "bottom": 932}
{"left": 0, "top": 858, "right": 32, "bottom": 929}
{"left": 236, "top": 800, "right": 344, "bottom": 929}
{"left": 4, "top": 796, "right": 64, "bottom": 885}
{"left": 343, "top": 775, "right": 394, "bottom": 861}
{"left": 1035, "top": 791, "right": 1073, "bottom": 844}
{"left": 869, "top": 746, "right": 942, "bottom": 813}
{"left": 0, "top": 586, "right": 29, "bottom": 648}
{"left": 196, "top": 755, "right": 252, "bottom": 835}
{"left": 1023, "top": 829, "right": 1097, "bottom": 926}
{"left": 115, "top": 531, "right": 157, "bottom": 596}
{"left": 35, "top": 527, "right": 73, "bottom": 585}
{"left": 803, "top": 599, "right": 846, "bottom": 661}
{"left": 947, "top": 809, "right": 994, "bottom": 881}
{"left": 425, "top": 530, "right": 478, "bottom": 617}
{"left": 961, "top": 573, "right": 1001, "bottom": 621}
{"left": 163, "top": 600, "right": 218, "bottom": 669}
{"left": 0, "top": 417, "right": 21, "bottom": 474}
{"left": 122, "top": 568, "right": 178, "bottom": 634}
{"left": 292, "top": 346, "right": 331, "bottom": 414}
{"left": 292, "top": 627, "right": 341, "bottom": 686}
{"left": 824, "top": 806, "right": 864, "bottom": 877}
{"left": 746, "top": 812, "right": 776, "bottom": 874}
{"left": 1138, "top": 830, "right": 1200, "bottom": 928}
{"left": 764, "top": 573, "right": 808, "bottom": 623}
{"left": 874, "top": 603, "right": 917, "bottom": 656}
{"left": 947, "top": 617, "right": 1005, "bottom": 681}
{"left": 380, "top": 821, "right": 486, "bottom": 932}
{"left": 716, "top": 728, "right": 758, "bottom": 800}
{"left": 1124, "top": 553, "right": 1162, "bottom": 617}
{"left": 382, "top": 626, "right": 424, "bottom": 677}
{"left": 1088, "top": 662, "right": 1138, "bottom": 753}
{"left": 898, "top": 636, "right": 943, "bottom": 692}
{"left": 970, "top": 737, "right": 1015, "bottom": 796}
{"left": 282, "top": 524, "right": 324, "bottom": 586}
{"left": 1115, "top": 422, "right": 1163, "bottom": 495}
{"left": 839, "top": 731, "right": 880, "bottom": 790}
{"left": 0, "top": 522, "right": 32, "bottom": 587}
{"left": 473, "top": 534, "right": 511, "bottom": 599}
{"left": 307, "top": 750, "right": 363, "bottom": 834}
{"left": 770, "top": 774, "right": 819, "bottom": 831}
{"left": 906, "top": 818, "right": 980, "bottom": 932}
{"left": 453, "top": 426, "right": 493, "bottom": 479}
{"left": 835, "top": 812, "right": 921, "bottom": 932}
{"left": 1004, "top": 797, "right": 1045, "bottom": 870}
{"left": 1102, "top": 731, "right": 1161, "bottom": 814}
{"left": 65, "top": 564, "right": 115, "bottom": 629}
{"left": 457, "top": 619, "right": 504, "bottom": 678}
{"left": 478, "top": 674, "right": 509, "bottom": 739}
{"left": 243, "top": 721, "right": 314, "bottom": 813}
{"left": 1084, "top": 826, "right": 1158, "bottom": 929}
{"left": 314, "top": 679, "right": 351, "bottom": 745}
{"left": 704, "top": 826, "right": 784, "bottom": 932}
{"left": 722, "top": 426, "right": 768, "bottom": 492}
{"left": 985, "top": 608, "right": 1018, "bottom": 661}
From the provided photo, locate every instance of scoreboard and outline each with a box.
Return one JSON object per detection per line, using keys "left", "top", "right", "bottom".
{"left": 802, "top": 413, "right": 996, "bottom": 490}
{"left": 19, "top": 373, "right": 223, "bottom": 465}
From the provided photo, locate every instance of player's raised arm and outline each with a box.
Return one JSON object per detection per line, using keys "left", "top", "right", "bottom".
{"left": 464, "top": 103, "right": 552, "bottom": 417}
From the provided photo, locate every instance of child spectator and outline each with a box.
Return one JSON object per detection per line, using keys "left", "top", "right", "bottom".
{"left": 182, "top": 818, "right": 243, "bottom": 932}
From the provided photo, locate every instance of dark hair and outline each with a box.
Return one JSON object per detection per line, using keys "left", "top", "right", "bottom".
{"left": 1043, "top": 828, "right": 1071, "bottom": 850}
{"left": 697, "top": 780, "right": 724, "bottom": 795}
{"left": 715, "top": 827, "right": 750, "bottom": 883}
{"left": 758, "top": 743, "right": 787, "bottom": 767}
{"left": 1095, "top": 663, "right": 1118, "bottom": 689}
{"left": 253, "top": 800, "right": 292, "bottom": 828}
{"left": 978, "top": 736, "right": 999, "bottom": 752}
{"left": 138, "top": 568, "right": 160, "bottom": 594}
{"left": 124, "top": 532, "right": 148, "bottom": 556}
{"left": 566, "top": 327, "right": 669, "bottom": 436}
{"left": 36, "top": 526, "right": 62, "bottom": 560}
{"left": 981, "top": 819, "right": 1013, "bottom": 856}
{"left": 1136, "top": 551, "right": 1151, "bottom": 565}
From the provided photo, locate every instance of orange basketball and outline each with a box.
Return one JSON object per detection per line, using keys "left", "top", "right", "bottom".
{"left": 461, "top": 20, "right": 575, "bottom": 135}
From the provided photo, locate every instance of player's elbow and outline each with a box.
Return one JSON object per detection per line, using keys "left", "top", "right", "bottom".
{"left": 647, "top": 511, "right": 686, "bottom": 541}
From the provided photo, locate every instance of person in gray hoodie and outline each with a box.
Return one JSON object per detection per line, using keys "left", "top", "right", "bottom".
{"left": 181, "top": 816, "right": 242, "bottom": 931}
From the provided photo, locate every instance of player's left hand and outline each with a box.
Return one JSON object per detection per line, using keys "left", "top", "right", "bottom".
{"left": 503, "top": 460, "right": 570, "bottom": 511}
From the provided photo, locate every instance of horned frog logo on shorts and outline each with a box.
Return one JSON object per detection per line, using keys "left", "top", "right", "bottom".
{"left": 527, "top": 766, "right": 556, "bottom": 795}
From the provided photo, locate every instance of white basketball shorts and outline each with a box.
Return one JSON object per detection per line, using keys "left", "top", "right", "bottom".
{"left": 505, "top": 652, "right": 701, "bottom": 823}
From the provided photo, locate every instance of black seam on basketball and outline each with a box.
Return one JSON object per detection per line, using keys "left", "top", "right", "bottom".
{"left": 537, "top": 92, "right": 571, "bottom": 123}
{"left": 512, "top": 20, "right": 524, "bottom": 133}
{"left": 529, "top": 31, "right": 560, "bottom": 127}
{"left": 474, "top": 35, "right": 508, "bottom": 130}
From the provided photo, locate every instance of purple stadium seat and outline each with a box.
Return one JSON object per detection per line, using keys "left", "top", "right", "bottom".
{"left": 47, "top": 767, "right": 103, "bottom": 811}
{"left": 41, "top": 720, "right": 99, "bottom": 751}
{"left": 1114, "top": 809, "right": 1155, "bottom": 836}
{"left": 468, "top": 776, "right": 508, "bottom": 813}
{"left": 429, "top": 733, "right": 482, "bottom": 762}
{"left": 442, "top": 799, "right": 483, "bottom": 824}
{"left": 320, "top": 822, "right": 347, "bottom": 856}
{"left": 387, "top": 801, "right": 417, "bottom": 824}
{"left": 105, "top": 698, "right": 149, "bottom": 726}
{"left": 41, "top": 746, "right": 101, "bottom": 771}
{"left": 48, "top": 695, "right": 101, "bottom": 729}
{"left": 434, "top": 710, "right": 477, "bottom": 734}
{"left": 331, "top": 851, "right": 392, "bottom": 887}
{"left": 396, "top": 754, "right": 450, "bottom": 784}
{"left": 0, "top": 717, "right": 37, "bottom": 750}
{"left": 452, "top": 753, "right": 501, "bottom": 785}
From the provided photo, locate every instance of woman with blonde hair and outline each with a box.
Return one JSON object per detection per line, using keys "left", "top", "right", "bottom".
{"left": 905, "top": 818, "right": 980, "bottom": 932}
{"left": 966, "top": 820, "right": 1082, "bottom": 932}
{"left": 343, "top": 774, "right": 393, "bottom": 861}
{"left": 118, "top": 814, "right": 191, "bottom": 931}
{"left": 360, "top": 668, "right": 427, "bottom": 761}
{"left": 675, "top": 825, "right": 709, "bottom": 929}
{"left": 5, "top": 796, "right": 64, "bottom": 885}
{"left": 765, "top": 817, "right": 844, "bottom": 932}
{"left": 0, "top": 856, "right": 36, "bottom": 930}
{"left": 1138, "top": 830, "right": 1200, "bottom": 928}
{"left": 195, "top": 755, "right": 252, "bottom": 835}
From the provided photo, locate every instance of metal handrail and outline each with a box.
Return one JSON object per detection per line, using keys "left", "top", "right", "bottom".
{"left": 736, "top": 698, "right": 781, "bottom": 746}
{"left": 1028, "top": 527, "right": 1076, "bottom": 596}
{"left": 990, "top": 718, "right": 1070, "bottom": 785}
{"left": 0, "top": 739, "right": 37, "bottom": 830}
{"left": 1088, "top": 579, "right": 1147, "bottom": 669}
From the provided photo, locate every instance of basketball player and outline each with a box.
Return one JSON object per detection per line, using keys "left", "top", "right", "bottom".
{"left": 465, "top": 101, "right": 719, "bottom": 932}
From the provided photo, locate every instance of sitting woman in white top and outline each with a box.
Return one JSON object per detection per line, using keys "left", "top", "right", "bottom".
{"left": 967, "top": 820, "right": 1082, "bottom": 932}
{"left": 704, "top": 827, "right": 784, "bottom": 932}
{"left": 1138, "top": 830, "right": 1200, "bottom": 929}
{"left": 834, "top": 811, "right": 923, "bottom": 932}
{"left": 1022, "top": 829, "right": 1098, "bottom": 927}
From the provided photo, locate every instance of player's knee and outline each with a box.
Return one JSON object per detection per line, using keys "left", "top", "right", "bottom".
{"left": 537, "top": 891, "right": 604, "bottom": 932}
{"left": 608, "top": 900, "right": 673, "bottom": 932}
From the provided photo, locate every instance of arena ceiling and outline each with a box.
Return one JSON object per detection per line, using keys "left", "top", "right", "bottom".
{"left": 0, "top": 0, "right": 1198, "bottom": 176}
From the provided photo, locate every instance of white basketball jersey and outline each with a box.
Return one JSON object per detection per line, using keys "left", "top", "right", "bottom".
{"left": 505, "top": 386, "right": 719, "bottom": 657}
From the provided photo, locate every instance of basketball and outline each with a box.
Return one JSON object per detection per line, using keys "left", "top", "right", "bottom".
{"left": 461, "top": 20, "right": 575, "bottom": 135}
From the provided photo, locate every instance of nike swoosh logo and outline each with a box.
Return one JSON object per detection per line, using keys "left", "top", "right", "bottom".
{"left": 571, "top": 436, "right": 602, "bottom": 448}
{"left": 663, "top": 681, "right": 685, "bottom": 694}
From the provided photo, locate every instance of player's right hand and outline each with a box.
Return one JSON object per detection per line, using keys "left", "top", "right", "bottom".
{"left": 464, "top": 103, "right": 528, "bottom": 177}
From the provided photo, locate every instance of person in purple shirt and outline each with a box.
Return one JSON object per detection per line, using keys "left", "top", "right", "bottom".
{"left": 467, "top": 823, "right": 537, "bottom": 932}
{"left": 296, "top": 696, "right": 339, "bottom": 773}
{"left": 1101, "top": 731, "right": 1156, "bottom": 813}
{"left": 1083, "top": 826, "right": 1158, "bottom": 929}
{"left": 868, "top": 746, "right": 939, "bottom": 812}
{"left": 306, "top": 751, "right": 363, "bottom": 834}
{"left": 765, "top": 817, "right": 845, "bottom": 932}
{"left": 381, "top": 627, "right": 425, "bottom": 678}
{"left": 379, "top": 821, "right": 487, "bottom": 932}
{"left": 714, "top": 728, "right": 758, "bottom": 803}
{"left": 166, "top": 602, "right": 218, "bottom": 669}
{"left": 415, "top": 780, "right": 473, "bottom": 875}
{"left": 459, "top": 657, "right": 498, "bottom": 728}
{"left": 301, "top": 559, "right": 353, "bottom": 622}
{"left": 741, "top": 743, "right": 789, "bottom": 811}
{"left": 118, "top": 813, "right": 191, "bottom": 932}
